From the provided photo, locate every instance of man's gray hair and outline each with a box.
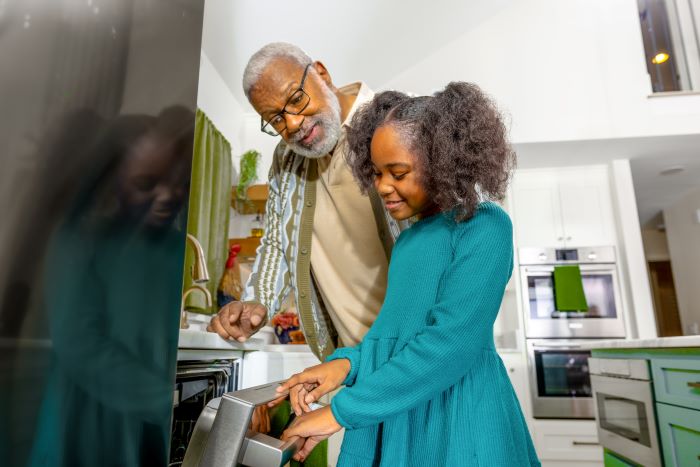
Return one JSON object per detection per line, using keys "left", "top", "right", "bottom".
{"left": 242, "top": 42, "right": 313, "bottom": 101}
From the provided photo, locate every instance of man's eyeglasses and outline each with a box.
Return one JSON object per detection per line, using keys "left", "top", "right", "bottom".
{"left": 260, "top": 64, "right": 312, "bottom": 136}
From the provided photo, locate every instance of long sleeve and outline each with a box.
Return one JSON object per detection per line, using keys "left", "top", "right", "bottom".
{"left": 241, "top": 148, "right": 292, "bottom": 319}
{"left": 330, "top": 206, "right": 513, "bottom": 429}
{"left": 325, "top": 342, "right": 362, "bottom": 387}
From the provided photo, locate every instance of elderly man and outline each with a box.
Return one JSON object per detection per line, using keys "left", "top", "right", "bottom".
{"left": 207, "top": 42, "right": 403, "bottom": 360}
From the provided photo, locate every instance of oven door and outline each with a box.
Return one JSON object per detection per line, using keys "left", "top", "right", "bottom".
{"left": 527, "top": 340, "right": 595, "bottom": 419}
{"left": 521, "top": 264, "right": 626, "bottom": 338}
{"left": 591, "top": 374, "right": 662, "bottom": 466}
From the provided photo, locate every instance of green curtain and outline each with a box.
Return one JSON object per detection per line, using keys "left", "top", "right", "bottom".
{"left": 182, "top": 109, "right": 232, "bottom": 313}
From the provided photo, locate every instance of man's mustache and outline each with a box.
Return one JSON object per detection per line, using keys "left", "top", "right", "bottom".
{"left": 288, "top": 118, "right": 315, "bottom": 144}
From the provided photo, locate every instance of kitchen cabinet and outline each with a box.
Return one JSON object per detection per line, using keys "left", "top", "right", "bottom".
{"left": 532, "top": 419, "right": 603, "bottom": 467}
{"left": 588, "top": 342, "right": 700, "bottom": 467}
{"left": 602, "top": 449, "right": 640, "bottom": 467}
{"left": 512, "top": 166, "right": 616, "bottom": 248}
{"left": 656, "top": 402, "right": 700, "bottom": 467}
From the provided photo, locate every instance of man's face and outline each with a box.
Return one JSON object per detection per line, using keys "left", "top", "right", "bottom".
{"left": 249, "top": 59, "right": 341, "bottom": 158}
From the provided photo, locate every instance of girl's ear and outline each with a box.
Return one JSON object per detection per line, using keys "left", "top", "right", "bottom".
{"left": 312, "top": 61, "right": 333, "bottom": 87}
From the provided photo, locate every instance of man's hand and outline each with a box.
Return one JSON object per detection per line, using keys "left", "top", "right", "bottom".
{"left": 206, "top": 301, "right": 267, "bottom": 342}
{"left": 281, "top": 406, "right": 342, "bottom": 462}
{"left": 273, "top": 359, "right": 351, "bottom": 415}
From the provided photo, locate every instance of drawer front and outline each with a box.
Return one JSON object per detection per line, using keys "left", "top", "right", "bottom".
{"left": 533, "top": 420, "right": 603, "bottom": 462}
{"left": 651, "top": 358, "right": 700, "bottom": 411}
{"left": 656, "top": 402, "right": 700, "bottom": 467}
{"left": 603, "top": 449, "right": 641, "bottom": 467}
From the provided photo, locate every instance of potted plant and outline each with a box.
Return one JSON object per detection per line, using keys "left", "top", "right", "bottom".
{"left": 233, "top": 149, "right": 262, "bottom": 213}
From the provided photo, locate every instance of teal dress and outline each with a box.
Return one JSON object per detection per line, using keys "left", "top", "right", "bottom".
{"left": 326, "top": 203, "right": 540, "bottom": 467}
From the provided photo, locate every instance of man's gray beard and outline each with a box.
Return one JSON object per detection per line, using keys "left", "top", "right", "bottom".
{"left": 287, "top": 84, "right": 342, "bottom": 159}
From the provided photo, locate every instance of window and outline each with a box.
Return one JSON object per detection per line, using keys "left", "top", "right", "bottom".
{"left": 637, "top": 0, "right": 700, "bottom": 92}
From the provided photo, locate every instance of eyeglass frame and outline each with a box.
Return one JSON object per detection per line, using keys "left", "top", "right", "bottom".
{"left": 260, "top": 63, "right": 313, "bottom": 136}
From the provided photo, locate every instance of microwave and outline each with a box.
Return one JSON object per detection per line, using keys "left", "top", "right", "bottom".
{"left": 519, "top": 246, "right": 626, "bottom": 339}
{"left": 589, "top": 358, "right": 662, "bottom": 466}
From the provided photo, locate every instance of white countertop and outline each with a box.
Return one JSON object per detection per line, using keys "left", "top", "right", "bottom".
{"left": 579, "top": 335, "right": 700, "bottom": 350}
{"left": 178, "top": 329, "right": 313, "bottom": 353}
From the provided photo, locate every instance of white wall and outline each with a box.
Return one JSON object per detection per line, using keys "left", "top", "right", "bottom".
{"left": 663, "top": 186, "right": 700, "bottom": 335}
{"left": 382, "top": 0, "right": 700, "bottom": 144}
{"left": 609, "top": 159, "right": 657, "bottom": 339}
{"left": 641, "top": 229, "right": 671, "bottom": 262}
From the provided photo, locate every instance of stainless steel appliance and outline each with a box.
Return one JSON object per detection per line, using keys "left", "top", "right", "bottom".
{"left": 170, "top": 360, "right": 241, "bottom": 466}
{"left": 519, "top": 246, "right": 626, "bottom": 339}
{"left": 1, "top": 1, "right": 206, "bottom": 464}
{"left": 527, "top": 340, "right": 595, "bottom": 419}
{"left": 589, "top": 358, "right": 662, "bottom": 466}
{"left": 182, "top": 381, "right": 306, "bottom": 467}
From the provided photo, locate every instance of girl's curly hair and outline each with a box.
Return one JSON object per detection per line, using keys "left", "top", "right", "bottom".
{"left": 346, "top": 82, "right": 516, "bottom": 221}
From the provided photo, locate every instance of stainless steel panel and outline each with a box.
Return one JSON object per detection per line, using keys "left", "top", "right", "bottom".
{"left": 527, "top": 340, "right": 595, "bottom": 419}
{"left": 591, "top": 374, "right": 662, "bottom": 466}
{"left": 0, "top": 1, "right": 205, "bottom": 465}
{"left": 589, "top": 358, "right": 650, "bottom": 381}
{"left": 520, "top": 263, "right": 626, "bottom": 339}
{"left": 238, "top": 431, "right": 304, "bottom": 467}
{"left": 183, "top": 380, "right": 306, "bottom": 467}
{"left": 519, "top": 246, "right": 617, "bottom": 265}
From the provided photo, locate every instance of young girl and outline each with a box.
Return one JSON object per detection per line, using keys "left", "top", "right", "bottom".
{"left": 277, "top": 82, "right": 540, "bottom": 466}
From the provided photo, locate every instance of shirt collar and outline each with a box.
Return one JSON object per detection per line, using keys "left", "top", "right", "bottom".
{"left": 338, "top": 82, "right": 374, "bottom": 127}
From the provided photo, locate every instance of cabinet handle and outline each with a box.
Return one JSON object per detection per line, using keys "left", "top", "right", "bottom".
{"left": 566, "top": 236, "right": 572, "bottom": 241}
{"left": 687, "top": 382, "right": 700, "bottom": 389}
{"left": 572, "top": 441, "right": 600, "bottom": 446}
{"left": 557, "top": 237, "right": 564, "bottom": 241}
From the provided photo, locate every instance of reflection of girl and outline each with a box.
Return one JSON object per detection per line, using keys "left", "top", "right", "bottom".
{"left": 278, "top": 83, "right": 540, "bottom": 466}
{"left": 29, "top": 107, "right": 194, "bottom": 466}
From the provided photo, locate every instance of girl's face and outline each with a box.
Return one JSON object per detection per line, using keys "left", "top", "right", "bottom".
{"left": 370, "top": 125, "right": 437, "bottom": 220}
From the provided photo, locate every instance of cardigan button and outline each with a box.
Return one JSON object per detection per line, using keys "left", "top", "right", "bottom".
{"left": 301, "top": 248, "right": 308, "bottom": 255}
{"left": 306, "top": 200, "right": 313, "bottom": 207}
{"left": 300, "top": 292, "right": 307, "bottom": 298}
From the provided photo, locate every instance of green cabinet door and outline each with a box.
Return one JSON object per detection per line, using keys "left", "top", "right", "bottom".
{"left": 603, "top": 449, "right": 642, "bottom": 467}
{"left": 656, "top": 402, "right": 700, "bottom": 467}
{"left": 651, "top": 358, "right": 700, "bottom": 412}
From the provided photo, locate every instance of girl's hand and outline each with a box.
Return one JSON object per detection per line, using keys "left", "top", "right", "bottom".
{"left": 281, "top": 405, "right": 342, "bottom": 462}
{"left": 272, "top": 359, "right": 351, "bottom": 415}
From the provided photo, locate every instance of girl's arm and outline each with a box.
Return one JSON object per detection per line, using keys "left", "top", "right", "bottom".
{"left": 325, "top": 341, "right": 362, "bottom": 387}
{"left": 330, "top": 205, "right": 513, "bottom": 430}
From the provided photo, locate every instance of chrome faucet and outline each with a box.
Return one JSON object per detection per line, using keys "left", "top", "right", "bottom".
{"left": 180, "top": 284, "right": 213, "bottom": 329}
{"left": 186, "top": 233, "right": 209, "bottom": 283}
{"left": 180, "top": 233, "right": 211, "bottom": 329}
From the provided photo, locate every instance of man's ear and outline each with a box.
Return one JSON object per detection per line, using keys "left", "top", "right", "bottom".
{"left": 312, "top": 61, "right": 333, "bottom": 87}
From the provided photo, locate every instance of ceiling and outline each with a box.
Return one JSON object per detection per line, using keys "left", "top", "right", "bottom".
{"left": 200, "top": 0, "right": 512, "bottom": 109}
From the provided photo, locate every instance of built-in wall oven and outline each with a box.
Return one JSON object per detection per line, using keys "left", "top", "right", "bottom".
{"left": 521, "top": 246, "right": 626, "bottom": 419}
{"left": 520, "top": 246, "right": 625, "bottom": 339}
{"left": 589, "top": 358, "right": 662, "bottom": 466}
{"left": 527, "top": 340, "right": 594, "bottom": 419}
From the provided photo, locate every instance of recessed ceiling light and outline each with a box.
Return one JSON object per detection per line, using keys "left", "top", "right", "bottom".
{"left": 652, "top": 52, "right": 670, "bottom": 64}
{"left": 659, "top": 165, "right": 685, "bottom": 175}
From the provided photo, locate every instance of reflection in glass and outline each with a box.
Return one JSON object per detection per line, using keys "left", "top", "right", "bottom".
{"left": 528, "top": 274, "right": 617, "bottom": 319}
{"left": 597, "top": 393, "right": 651, "bottom": 446}
{"left": 535, "top": 350, "right": 592, "bottom": 397}
{"left": 0, "top": 1, "right": 205, "bottom": 465}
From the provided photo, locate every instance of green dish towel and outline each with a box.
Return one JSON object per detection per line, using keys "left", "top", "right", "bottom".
{"left": 269, "top": 400, "right": 328, "bottom": 467}
{"left": 553, "top": 265, "right": 588, "bottom": 312}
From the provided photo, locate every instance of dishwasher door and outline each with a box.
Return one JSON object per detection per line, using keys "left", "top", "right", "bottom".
{"left": 181, "top": 381, "right": 305, "bottom": 467}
